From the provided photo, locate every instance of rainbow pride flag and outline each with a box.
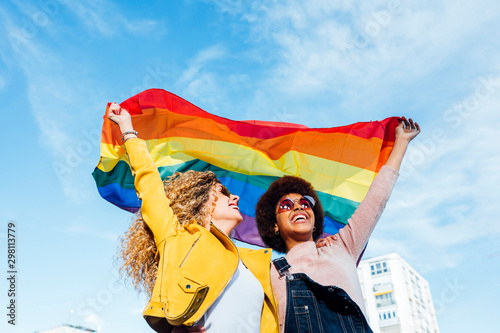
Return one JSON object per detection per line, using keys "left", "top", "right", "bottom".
{"left": 92, "top": 89, "right": 400, "bottom": 247}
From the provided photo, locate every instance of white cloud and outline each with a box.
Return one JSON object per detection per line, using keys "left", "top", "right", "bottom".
{"left": 64, "top": 0, "right": 116, "bottom": 36}
{"left": 203, "top": 5, "right": 500, "bottom": 266}
{"left": 175, "top": 44, "right": 235, "bottom": 113}
{"left": 206, "top": 0, "right": 500, "bottom": 123}
{"left": 178, "top": 44, "right": 227, "bottom": 83}
{"left": 0, "top": 8, "right": 107, "bottom": 202}
{"left": 369, "top": 76, "right": 500, "bottom": 271}
{"left": 62, "top": 0, "right": 165, "bottom": 37}
{"left": 209, "top": 0, "right": 247, "bottom": 15}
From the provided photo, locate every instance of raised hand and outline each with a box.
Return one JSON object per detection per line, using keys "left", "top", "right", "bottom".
{"left": 107, "top": 103, "right": 136, "bottom": 137}
{"left": 395, "top": 116, "right": 420, "bottom": 143}
{"left": 384, "top": 116, "right": 421, "bottom": 171}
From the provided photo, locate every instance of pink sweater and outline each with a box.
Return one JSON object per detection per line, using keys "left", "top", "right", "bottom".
{"left": 270, "top": 166, "right": 399, "bottom": 332}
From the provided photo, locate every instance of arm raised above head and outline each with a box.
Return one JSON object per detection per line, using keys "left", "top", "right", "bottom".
{"left": 339, "top": 117, "right": 420, "bottom": 259}
{"left": 108, "top": 104, "right": 176, "bottom": 241}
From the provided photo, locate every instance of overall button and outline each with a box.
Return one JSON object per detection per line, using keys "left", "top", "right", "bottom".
{"left": 287, "top": 275, "right": 294, "bottom": 281}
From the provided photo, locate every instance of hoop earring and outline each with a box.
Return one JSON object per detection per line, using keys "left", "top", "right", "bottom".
{"left": 313, "top": 227, "right": 316, "bottom": 232}
{"left": 275, "top": 229, "right": 279, "bottom": 235}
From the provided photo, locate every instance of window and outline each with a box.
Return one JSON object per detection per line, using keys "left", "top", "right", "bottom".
{"left": 376, "top": 292, "right": 395, "bottom": 308}
{"left": 370, "top": 261, "right": 388, "bottom": 275}
{"left": 378, "top": 310, "right": 398, "bottom": 321}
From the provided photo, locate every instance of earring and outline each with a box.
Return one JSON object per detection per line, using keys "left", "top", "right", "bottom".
{"left": 275, "top": 229, "right": 279, "bottom": 235}
{"left": 313, "top": 227, "right": 316, "bottom": 232}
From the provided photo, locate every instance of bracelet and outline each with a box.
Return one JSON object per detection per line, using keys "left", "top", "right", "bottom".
{"left": 121, "top": 130, "right": 138, "bottom": 141}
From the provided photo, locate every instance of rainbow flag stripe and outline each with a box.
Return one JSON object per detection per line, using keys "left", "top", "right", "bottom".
{"left": 92, "top": 89, "right": 399, "bottom": 246}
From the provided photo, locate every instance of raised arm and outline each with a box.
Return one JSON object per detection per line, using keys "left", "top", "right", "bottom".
{"left": 338, "top": 117, "right": 420, "bottom": 258}
{"left": 108, "top": 103, "right": 176, "bottom": 241}
{"left": 385, "top": 117, "right": 421, "bottom": 171}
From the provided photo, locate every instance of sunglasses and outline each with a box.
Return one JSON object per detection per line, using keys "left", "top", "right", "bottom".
{"left": 218, "top": 184, "right": 231, "bottom": 197}
{"left": 277, "top": 195, "right": 315, "bottom": 214}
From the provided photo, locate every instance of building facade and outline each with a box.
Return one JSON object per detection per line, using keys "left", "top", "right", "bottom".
{"left": 357, "top": 253, "right": 440, "bottom": 333}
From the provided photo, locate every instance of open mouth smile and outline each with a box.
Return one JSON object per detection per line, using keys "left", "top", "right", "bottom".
{"left": 291, "top": 212, "right": 309, "bottom": 223}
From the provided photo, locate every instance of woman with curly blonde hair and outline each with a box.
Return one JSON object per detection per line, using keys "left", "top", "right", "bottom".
{"left": 108, "top": 103, "right": 279, "bottom": 333}
{"left": 118, "top": 170, "right": 219, "bottom": 296}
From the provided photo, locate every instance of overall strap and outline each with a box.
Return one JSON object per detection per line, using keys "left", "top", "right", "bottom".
{"left": 272, "top": 257, "right": 291, "bottom": 278}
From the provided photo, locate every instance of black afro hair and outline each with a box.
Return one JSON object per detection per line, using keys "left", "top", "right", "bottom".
{"left": 256, "top": 176, "right": 324, "bottom": 253}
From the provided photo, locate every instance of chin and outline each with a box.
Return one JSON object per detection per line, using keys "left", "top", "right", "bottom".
{"left": 293, "top": 227, "right": 314, "bottom": 237}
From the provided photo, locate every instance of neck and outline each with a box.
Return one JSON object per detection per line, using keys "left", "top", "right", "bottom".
{"left": 211, "top": 219, "right": 238, "bottom": 236}
{"left": 285, "top": 235, "right": 313, "bottom": 253}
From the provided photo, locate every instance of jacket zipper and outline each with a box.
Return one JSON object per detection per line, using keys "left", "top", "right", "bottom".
{"left": 179, "top": 235, "right": 201, "bottom": 268}
{"left": 209, "top": 222, "right": 239, "bottom": 289}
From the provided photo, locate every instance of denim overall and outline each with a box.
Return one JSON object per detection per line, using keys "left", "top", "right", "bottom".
{"left": 273, "top": 258, "right": 373, "bottom": 333}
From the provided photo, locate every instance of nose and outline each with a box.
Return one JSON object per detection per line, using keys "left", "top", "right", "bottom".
{"left": 230, "top": 194, "right": 240, "bottom": 204}
{"left": 292, "top": 199, "right": 304, "bottom": 210}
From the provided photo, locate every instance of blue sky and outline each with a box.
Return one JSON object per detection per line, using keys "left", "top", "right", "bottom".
{"left": 1, "top": 0, "right": 499, "bottom": 332}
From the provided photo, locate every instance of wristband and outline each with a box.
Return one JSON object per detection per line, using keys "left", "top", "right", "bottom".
{"left": 121, "top": 130, "right": 138, "bottom": 141}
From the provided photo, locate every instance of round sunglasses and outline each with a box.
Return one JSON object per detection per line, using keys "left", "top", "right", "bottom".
{"left": 277, "top": 195, "right": 315, "bottom": 214}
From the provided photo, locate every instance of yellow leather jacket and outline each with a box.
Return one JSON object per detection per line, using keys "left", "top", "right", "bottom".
{"left": 124, "top": 139, "right": 279, "bottom": 333}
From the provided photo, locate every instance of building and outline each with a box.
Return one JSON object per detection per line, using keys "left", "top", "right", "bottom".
{"left": 357, "top": 253, "right": 440, "bottom": 333}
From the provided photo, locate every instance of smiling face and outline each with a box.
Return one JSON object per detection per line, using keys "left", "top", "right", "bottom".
{"left": 275, "top": 193, "right": 316, "bottom": 250}
{"left": 209, "top": 183, "right": 243, "bottom": 235}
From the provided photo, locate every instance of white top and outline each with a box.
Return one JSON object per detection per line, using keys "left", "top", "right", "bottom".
{"left": 197, "top": 260, "right": 264, "bottom": 332}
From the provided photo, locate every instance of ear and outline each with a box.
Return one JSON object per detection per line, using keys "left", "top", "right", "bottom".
{"left": 203, "top": 219, "right": 211, "bottom": 230}
{"left": 274, "top": 224, "right": 279, "bottom": 233}
{"left": 210, "top": 192, "right": 218, "bottom": 213}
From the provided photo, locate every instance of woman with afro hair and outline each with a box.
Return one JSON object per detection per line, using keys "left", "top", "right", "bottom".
{"left": 256, "top": 117, "right": 420, "bottom": 333}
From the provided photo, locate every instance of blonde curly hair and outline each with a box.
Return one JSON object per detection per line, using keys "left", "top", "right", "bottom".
{"left": 117, "top": 170, "right": 219, "bottom": 296}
